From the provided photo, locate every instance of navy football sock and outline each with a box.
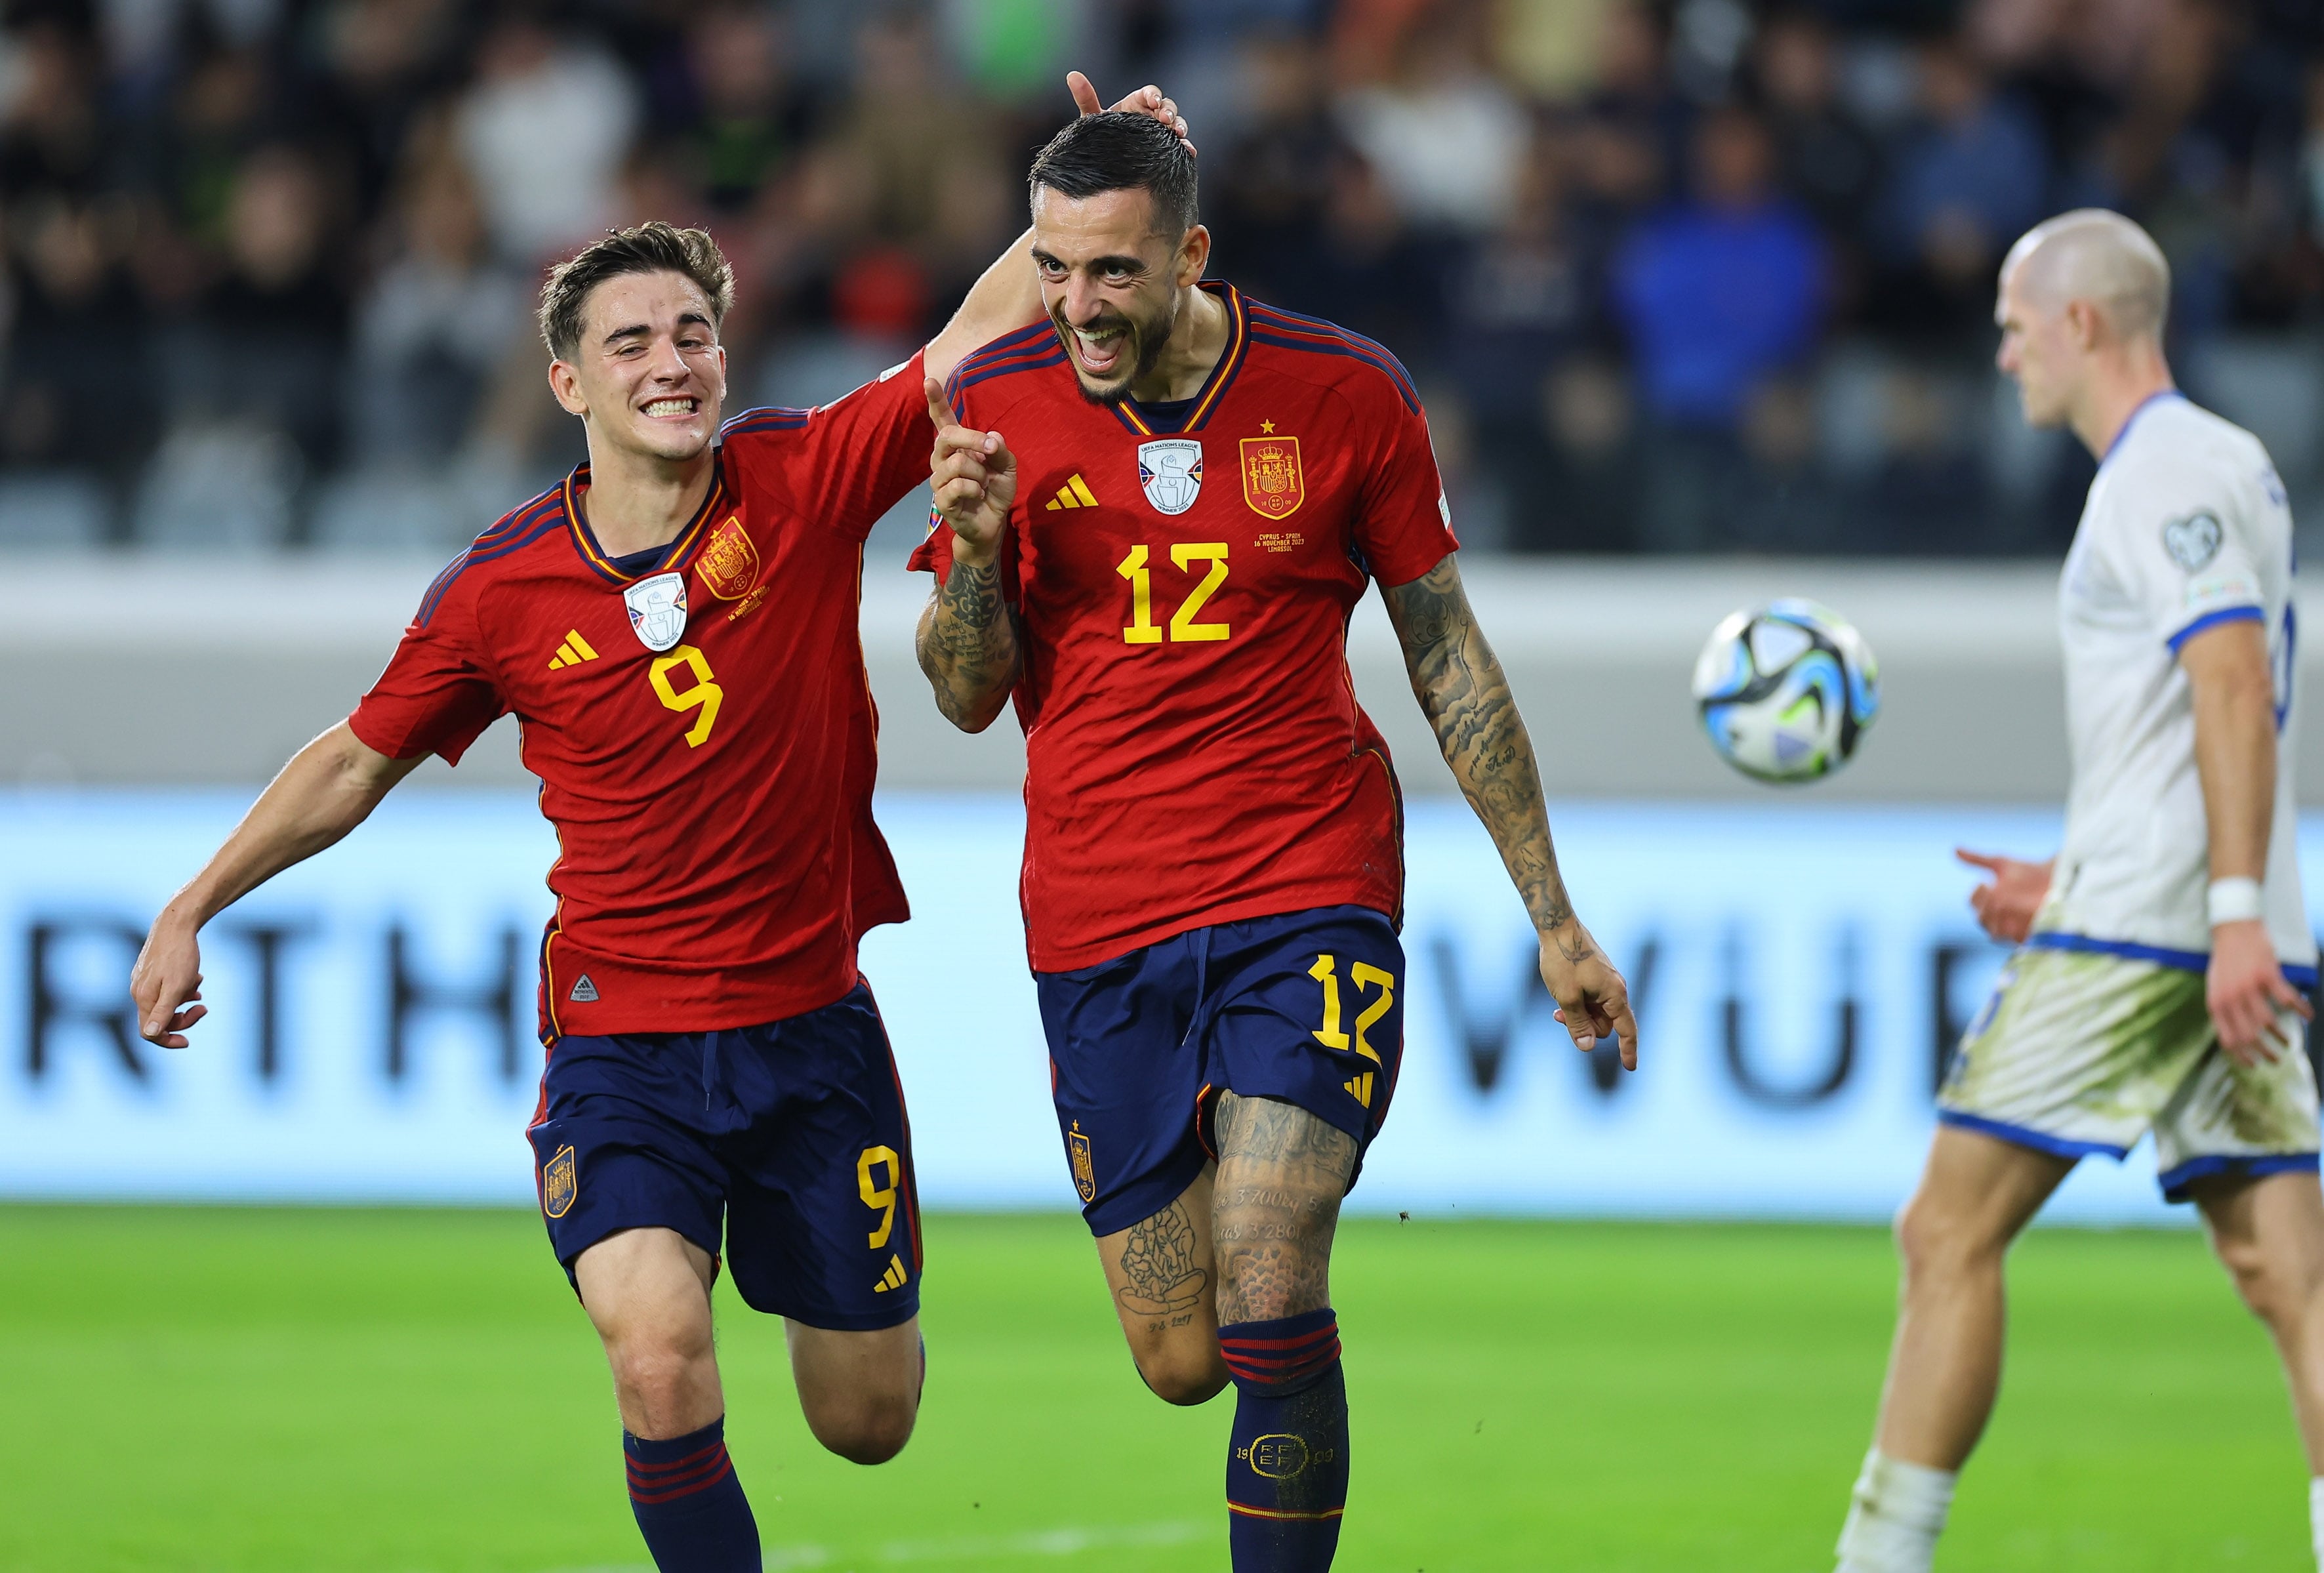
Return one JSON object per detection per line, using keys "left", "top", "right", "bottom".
{"left": 624, "top": 1416, "right": 762, "bottom": 1573}
{"left": 1218, "top": 1308, "right": 1350, "bottom": 1572}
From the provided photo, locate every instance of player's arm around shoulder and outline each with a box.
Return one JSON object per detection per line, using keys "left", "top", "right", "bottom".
{"left": 132, "top": 722, "right": 422, "bottom": 1048}
{"left": 2178, "top": 615, "right": 2312, "bottom": 1063}
{"left": 1379, "top": 556, "right": 1639, "bottom": 1069}
{"left": 914, "top": 378, "right": 1023, "bottom": 732}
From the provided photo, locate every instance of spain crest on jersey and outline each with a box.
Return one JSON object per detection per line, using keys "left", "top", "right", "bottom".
{"left": 1240, "top": 436, "right": 1303, "bottom": 520}
{"left": 1137, "top": 439, "right": 1203, "bottom": 516}
{"left": 542, "top": 1144, "right": 577, "bottom": 1219}
{"left": 696, "top": 514, "right": 761, "bottom": 600}
{"left": 624, "top": 571, "right": 688, "bottom": 652}
{"left": 1067, "top": 1120, "right": 1097, "bottom": 1203}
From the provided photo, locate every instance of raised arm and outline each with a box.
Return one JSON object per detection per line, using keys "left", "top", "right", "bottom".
{"left": 914, "top": 382, "right": 1022, "bottom": 731}
{"left": 2180, "top": 617, "right": 2311, "bottom": 1063}
{"left": 922, "top": 74, "right": 1191, "bottom": 386}
{"left": 1380, "top": 556, "right": 1638, "bottom": 1068}
{"left": 131, "top": 722, "right": 422, "bottom": 1046}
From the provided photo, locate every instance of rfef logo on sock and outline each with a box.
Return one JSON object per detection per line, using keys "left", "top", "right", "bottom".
{"left": 1241, "top": 1434, "right": 1313, "bottom": 1479}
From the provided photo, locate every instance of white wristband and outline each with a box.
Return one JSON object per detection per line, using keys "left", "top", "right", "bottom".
{"left": 2208, "top": 877, "right": 2264, "bottom": 927}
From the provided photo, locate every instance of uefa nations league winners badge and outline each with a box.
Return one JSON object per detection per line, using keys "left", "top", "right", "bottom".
{"left": 624, "top": 571, "right": 688, "bottom": 652}
{"left": 1137, "top": 439, "right": 1203, "bottom": 516}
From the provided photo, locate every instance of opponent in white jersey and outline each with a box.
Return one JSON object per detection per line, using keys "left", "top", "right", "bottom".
{"left": 1835, "top": 210, "right": 2324, "bottom": 1573}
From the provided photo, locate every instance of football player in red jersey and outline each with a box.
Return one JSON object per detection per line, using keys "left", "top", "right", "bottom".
{"left": 912, "top": 112, "right": 1639, "bottom": 1571}
{"left": 127, "top": 77, "right": 1190, "bottom": 1573}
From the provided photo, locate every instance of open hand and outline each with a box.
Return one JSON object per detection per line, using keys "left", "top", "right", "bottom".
{"left": 2209, "top": 918, "right": 2313, "bottom": 1066}
{"left": 1069, "top": 72, "right": 1195, "bottom": 156}
{"left": 1956, "top": 848, "right": 2052, "bottom": 943}
{"left": 129, "top": 910, "right": 208, "bottom": 1049}
{"left": 926, "top": 378, "right": 1016, "bottom": 566}
{"left": 1542, "top": 918, "right": 1639, "bottom": 1071}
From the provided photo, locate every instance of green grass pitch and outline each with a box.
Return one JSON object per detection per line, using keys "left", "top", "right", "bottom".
{"left": 0, "top": 1206, "right": 2307, "bottom": 1572}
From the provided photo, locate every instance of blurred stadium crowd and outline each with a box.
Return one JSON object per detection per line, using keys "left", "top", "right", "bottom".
{"left": 2, "top": 0, "right": 2322, "bottom": 555}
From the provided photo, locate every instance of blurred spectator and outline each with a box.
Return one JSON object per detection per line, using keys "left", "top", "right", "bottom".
{"left": 671, "top": 5, "right": 807, "bottom": 214}
{"left": 1210, "top": 30, "right": 1344, "bottom": 299}
{"left": 351, "top": 151, "right": 527, "bottom": 466}
{"left": 1871, "top": 39, "right": 2048, "bottom": 331}
{"left": 1612, "top": 106, "right": 1824, "bottom": 548}
{"left": 3, "top": 197, "right": 155, "bottom": 492}
{"left": 807, "top": 9, "right": 1008, "bottom": 336}
{"left": 1294, "top": 149, "right": 1445, "bottom": 363}
{"left": 1337, "top": 5, "right": 1528, "bottom": 233}
{"left": 161, "top": 146, "right": 347, "bottom": 472}
{"left": 316, "top": 0, "right": 467, "bottom": 213}
{"left": 1614, "top": 107, "right": 1822, "bottom": 430}
{"left": 0, "top": 24, "right": 107, "bottom": 201}
{"left": 1446, "top": 131, "right": 1590, "bottom": 472}
{"left": 456, "top": 16, "right": 639, "bottom": 267}
{"left": 1560, "top": 1, "right": 1686, "bottom": 226}
{"left": 1753, "top": 11, "right": 1879, "bottom": 241}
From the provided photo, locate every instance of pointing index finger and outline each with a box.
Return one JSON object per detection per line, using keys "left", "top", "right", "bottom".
{"left": 924, "top": 377, "right": 956, "bottom": 432}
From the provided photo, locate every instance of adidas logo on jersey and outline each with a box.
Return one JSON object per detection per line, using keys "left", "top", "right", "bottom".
{"left": 568, "top": 974, "right": 599, "bottom": 1003}
{"left": 547, "top": 630, "right": 600, "bottom": 670}
{"left": 1044, "top": 474, "right": 1099, "bottom": 511}
{"left": 874, "top": 1252, "right": 909, "bottom": 1292}
{"left": 1343, "top": 1071, "right": 1374, "bottom": 1108}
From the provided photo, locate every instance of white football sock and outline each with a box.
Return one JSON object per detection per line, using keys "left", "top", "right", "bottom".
{"left": 2308, "top": 1477, "right": 2324, "bottom": 1570}
{"left": 1835, "top": 1447, "right": 1955, "bottom": 1573}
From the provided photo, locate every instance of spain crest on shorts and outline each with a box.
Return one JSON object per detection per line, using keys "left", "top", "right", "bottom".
{"left": 542, "top": 1145, "right": 577, "bottom": 1219}
{"left": 1240, "top": 436, "right": 1303, "bottom": 520}
{"left": 1067, "top": 1120, "right": 1097, "bottom": 1203}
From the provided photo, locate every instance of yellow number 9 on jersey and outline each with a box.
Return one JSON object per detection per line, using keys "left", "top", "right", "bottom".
{"left": 649, "top": 644, "right": 724, "bottom": 747}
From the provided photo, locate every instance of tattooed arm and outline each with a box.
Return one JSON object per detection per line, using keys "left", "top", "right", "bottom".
{"left": 914, "top": 380, "right": 1023, "bottom": 731}
{"left": 1381, "top": 555, "right": 1639, "bottom": 1069}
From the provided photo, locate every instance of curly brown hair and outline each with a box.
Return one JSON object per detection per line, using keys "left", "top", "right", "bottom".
{"left": 536, "top": 221, "right": 736, "bottom": 361}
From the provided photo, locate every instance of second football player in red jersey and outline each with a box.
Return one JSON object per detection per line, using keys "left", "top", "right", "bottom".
{"left": 127, "top": 78, "right": 1191, "bottom": 1573}
{"left": 912, "top": 113, "right": 1639, "bottom": 1571}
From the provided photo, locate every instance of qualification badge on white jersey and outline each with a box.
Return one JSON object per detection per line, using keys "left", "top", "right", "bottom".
{"left": 1137, "top": 439, "right": 1203, "bottom": 516}
{"left": 624, "top": 571, "right": 689, "bottom": 652}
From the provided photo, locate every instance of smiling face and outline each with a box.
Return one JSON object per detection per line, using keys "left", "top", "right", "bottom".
{"left": 1030, "top": 184, "right": 1208, "bottom": 404}
{"left": 547, "top": 268, "right": 728, "bottom": 463}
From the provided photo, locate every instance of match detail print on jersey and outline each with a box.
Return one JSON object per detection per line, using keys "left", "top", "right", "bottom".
{"left": 624, "top": 571, "right": 689, "bottom": 652}
{"left": 1137, "top": 439, "right": 1203, "bottom": 515}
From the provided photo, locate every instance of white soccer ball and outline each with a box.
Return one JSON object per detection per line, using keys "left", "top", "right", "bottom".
{"left": 1691, "top": 600, "right": 1880, "bottom": 783}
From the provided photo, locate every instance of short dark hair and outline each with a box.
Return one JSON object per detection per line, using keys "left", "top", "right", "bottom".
{"left": 537, "top": 221, "right": 736, "bottom": 360}
{"left": 1027, "top": 111, "right": 1198, "bottom": 237}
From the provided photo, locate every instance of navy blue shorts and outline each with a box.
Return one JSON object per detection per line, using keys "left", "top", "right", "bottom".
{"left": 1035, "top": 905, "right": 1406, "bottom": 1237}
{"left": 523, "top": 981, "right": 921, "bottom": 1331}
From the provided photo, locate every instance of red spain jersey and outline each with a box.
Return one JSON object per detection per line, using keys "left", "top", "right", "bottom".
{"left": 352, "top": 355, "right": 933, "bottom": 1038}
{"left": 909, "top": 285, "right": 1458, "bottom": 971}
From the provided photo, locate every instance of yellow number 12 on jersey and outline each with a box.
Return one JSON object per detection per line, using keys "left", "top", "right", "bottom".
{"left": 1118, "top": 542, "right": 1231, "bottom": 645}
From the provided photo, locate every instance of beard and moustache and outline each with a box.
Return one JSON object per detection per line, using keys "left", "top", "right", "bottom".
{"left": 1053, "top": 295, "right": 1177, "bottom": 407}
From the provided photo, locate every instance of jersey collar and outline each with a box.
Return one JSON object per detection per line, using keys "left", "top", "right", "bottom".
{"left": 561, "top": 455, "right": 729, "bottom": 586}
{"left": 1107, "top": 281, "right": 1251, "bottom": 438}
{"left": 2098, "top": 388, "right": 2184, "bottom": 470}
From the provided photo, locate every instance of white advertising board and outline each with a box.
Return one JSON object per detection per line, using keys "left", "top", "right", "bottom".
{"left": 2, "top": 790, "right": 2310, "bottom": 1226}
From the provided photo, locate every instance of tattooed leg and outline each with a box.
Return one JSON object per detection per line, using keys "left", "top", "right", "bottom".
{"left": 1212, "top": 1092, "right": 1357, "bottom": 1323}
{"left": 1095, "top": 1166, "right": 1229, "bottom": 1405}
{"left": 1212, "top": 1092, "right": 1359, "bottom": 1566}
